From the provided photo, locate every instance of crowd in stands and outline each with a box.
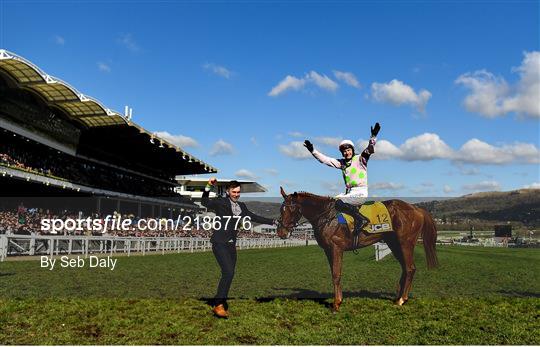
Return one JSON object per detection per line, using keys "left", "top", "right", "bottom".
{"left": 0, "top": 131, "right": 179, "bottom": 197}
{"left": 0, "top": 205, "right": 309, "bottom": 240}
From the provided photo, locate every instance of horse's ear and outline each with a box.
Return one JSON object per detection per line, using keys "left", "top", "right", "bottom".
{"left": 280, "top": 186, "right": 287, "bottom": 199}
{"left": 293, "top": 192, "right": 298, "bottom": 197}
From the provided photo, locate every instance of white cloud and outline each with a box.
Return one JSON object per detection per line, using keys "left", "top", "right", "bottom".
{"left": 117, "top": 33, "right": 140, "bottom": 52}
{"left": 97, "top": 62, "right": 111, "bottom": 73}
{"left": 333, "top": 70, "right": 360, "bottom": 88}
{"left": 371, "top": 182, "right": 404, "bottom": 191}
{"left": 509, "top": 142, "right": 540, "bottom": 164}
{"left": 462, "top": 180, "right": 501, "bottom": 193}
{"left": 289, "top": 133, "right": 539, "bottom": 166}
{"left": 456, "top": 139, "right": 507, "bottom": 164}
{"left": 315, "top": 136, "right": 343, "bottom": 148}
{"left": 307, "top": 71, "right": 339, "bottom": 92}
{"left": 321, "top": 181, "right": 342, "bottom": 194}
{"left": 288, "top": 131, "right": 305, "bottom": 138}
{"left": 54, "top": 35, "right": 65, "bottom": 45}
{"left": 506, "top": 51, "right": 540, "bottom": 117}
{"left": 279, "top": 141, "right": 312, "bottom": 159}
{"left": 250, "top": 137, "right": 258, "bottom": 146}
{"left": 456, "top": 51, "right": 540, "bottom": 119}
{"left": 264, "top": 168, "right": 279, "bottom": 176}
{"left": 523, "top": 182, "right": 540, "bottom": 189}
{"left": 358, "top": 133, "right": 540, "bottom": 165}
{"left": 235, "top": 169, "right": 258, "bottom": 180}
{"left": 455, "top": 139, "right": 540, "bottom": 165}
{"left": 443, "top": 185, "right": 453, "bottom": 193}
{"left": 359, "top": 134, "right": 539, "bottom": 165}
{"left": 371, "top": 79, "right": 432, "bottom": 112}
{"left": 359, "top": 139, "right": 402, "bottom": 160}
{"left": 154, "top": 131, "right": 199, "bottom": 148}
{"left": 268, "top": 75, "right": 307, "bottom": 96}
{"left": 457, "top": 165, "right": 481, "bottom": 175}
{"left": 399, "top": 133, "right": 454, "bottom": 161}
{"left": 210, "top": 139, "right": 234, "bottom": 156}
{"left": 203, "top": 63, "right": 232, "bottom": 79}
{"left": 268, "top": 70, "right": 338, "bottom": 96}
{"left": 456, "top": 71, "right": 509, "bottom": 118}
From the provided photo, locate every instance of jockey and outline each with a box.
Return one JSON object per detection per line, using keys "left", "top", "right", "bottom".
{"left": 303, "top": 122, "right": 380, "bottom": 237}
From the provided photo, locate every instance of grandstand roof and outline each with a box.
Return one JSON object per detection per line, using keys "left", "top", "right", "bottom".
{"left": 176, "top": 176, "right": 267, "bottom": 193}
{"left": 0, "top": 49, "right": 217, "bottom": 175}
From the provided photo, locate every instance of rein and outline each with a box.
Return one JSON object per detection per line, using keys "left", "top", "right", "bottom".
{"left": 277, "top": 201, "right": 302, "bottom": 230}
{"left": 278, "top": 193, "right": 334, "bottom": 233}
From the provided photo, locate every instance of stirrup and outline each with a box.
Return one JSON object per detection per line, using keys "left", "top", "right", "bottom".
{"left": 351, "top": 219, "right": 367, "bottom": 254}
{"left": 352, "top": 233, "right": 360, "bottom": 254}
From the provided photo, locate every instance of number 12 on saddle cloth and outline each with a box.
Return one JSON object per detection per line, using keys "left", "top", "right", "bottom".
{"left": 337, "top": 201, "right": 394, "bottom": 234}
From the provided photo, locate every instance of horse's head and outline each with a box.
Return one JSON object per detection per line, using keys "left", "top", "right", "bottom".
{"left": 277, "top": 187, "right": 303, "bottom": 239}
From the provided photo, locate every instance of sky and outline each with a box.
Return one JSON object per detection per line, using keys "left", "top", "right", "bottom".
{"left": 1, "top": 1, "right": 539, "bottom": 198}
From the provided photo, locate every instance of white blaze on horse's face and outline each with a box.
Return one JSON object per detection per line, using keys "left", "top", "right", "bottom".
{"left": 277, "top": 201, "right": 290, "bottom": 239}
{"left": 276, "top": 225, "right": 289, "bottom": 239}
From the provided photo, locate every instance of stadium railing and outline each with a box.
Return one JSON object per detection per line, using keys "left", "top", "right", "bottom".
{"left": 0, "top": 234, "right": 314, "bottom": 261}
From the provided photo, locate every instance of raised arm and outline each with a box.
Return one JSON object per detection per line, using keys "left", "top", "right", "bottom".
{"left": 361, "top": 122, "right": 380, "bottom": 163}
{"left": 201, "top": 177, "right": 220, "bottom": 211}
{"left": 304, "top": 140, "right": 341, "bottom": 169}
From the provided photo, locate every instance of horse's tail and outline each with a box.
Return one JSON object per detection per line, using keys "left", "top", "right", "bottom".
{"left": 420, "top": 209, "right": 439, "bottom": 269}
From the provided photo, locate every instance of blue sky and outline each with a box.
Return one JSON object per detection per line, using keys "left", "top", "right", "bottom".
{"left": 2, "top": 1, "right": 539, "bottom": 197}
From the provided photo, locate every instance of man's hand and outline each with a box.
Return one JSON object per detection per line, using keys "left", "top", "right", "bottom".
{"left": 371, "top": 122, "right": 381, "bottom": 137}
{"left": 208, "top": 177, "right": 217, "bottom": 186}
{"left": 303, "top": 140, "right": 314, "bottom": 153}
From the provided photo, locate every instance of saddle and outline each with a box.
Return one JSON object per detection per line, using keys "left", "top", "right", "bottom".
{"left": 337, "top": 201, "right": 393, "bottom": 234}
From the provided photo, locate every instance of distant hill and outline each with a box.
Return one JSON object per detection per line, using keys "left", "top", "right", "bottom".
{"left": 415, "top": 189, "right": 540, "bottom": 228}
{"left": 244, "top": 189, "right": 540, "bottom": 228}
{"left": 243, "top": 200, "right": 282, "bottom": 220}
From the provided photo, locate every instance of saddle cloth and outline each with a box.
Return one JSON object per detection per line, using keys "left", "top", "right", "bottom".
{"left": 337, "top": 201, "right": 393, "bottom": 233}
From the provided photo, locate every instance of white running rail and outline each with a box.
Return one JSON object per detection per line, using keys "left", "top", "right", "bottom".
{"left": 0, "top": 234, "right": 311, "bottom": 261}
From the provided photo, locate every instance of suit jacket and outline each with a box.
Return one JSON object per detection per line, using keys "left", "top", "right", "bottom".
{"left": 201, "top": 189, "right": 274, "bottom": 243}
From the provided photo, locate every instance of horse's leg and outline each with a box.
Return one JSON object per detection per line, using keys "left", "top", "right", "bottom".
{"left": 397, "top": 242, "right": 416, "bottom": 305}
{"left": 323, "top": 248, "right": 335, "bottom": 306}
{"left": 383, "top": 233, "right": 407, "bottom": 302}
{"left": 329, "top": 246, "right": 344, "bottom": 313}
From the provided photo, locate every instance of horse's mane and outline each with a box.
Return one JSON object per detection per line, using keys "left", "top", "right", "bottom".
{"left": 296, "top": 191, "right": 335, "bottom": 203}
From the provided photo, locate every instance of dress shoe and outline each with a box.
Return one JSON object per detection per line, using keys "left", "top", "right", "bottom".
{"left": 212, "top": 304, "right": 229, "bottom": 318}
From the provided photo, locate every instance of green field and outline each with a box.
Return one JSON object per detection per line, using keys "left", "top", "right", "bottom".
{"left": 0, "top": 245, "right": 539, "bottom": 345}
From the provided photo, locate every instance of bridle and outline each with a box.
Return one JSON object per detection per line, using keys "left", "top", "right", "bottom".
{"left": 276, "top": 200, "right": 303, "bottom": 231}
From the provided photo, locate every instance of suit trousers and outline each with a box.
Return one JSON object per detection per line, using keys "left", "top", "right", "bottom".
{"left": 212, "top": 241, "right": 237, "bottom": 306}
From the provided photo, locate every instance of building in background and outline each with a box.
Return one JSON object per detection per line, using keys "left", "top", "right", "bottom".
{"left": 0, "top": 49, "right": 217, "bottom": 218}
{"left": 175, "top": 176, "right": 266, "bottom": 203}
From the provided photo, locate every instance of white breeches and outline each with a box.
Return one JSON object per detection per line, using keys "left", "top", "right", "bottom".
{"left": 335, "top": 186, "right": 368, "bottom": 205}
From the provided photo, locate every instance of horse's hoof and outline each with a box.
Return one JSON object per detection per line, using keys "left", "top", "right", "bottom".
{"left": 395, "top": 298, "right": 407, "bottom": 306}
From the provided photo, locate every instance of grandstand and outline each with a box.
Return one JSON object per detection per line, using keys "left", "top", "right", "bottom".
{"left": 0, "top": 49, "right": 217, "bottom": 221}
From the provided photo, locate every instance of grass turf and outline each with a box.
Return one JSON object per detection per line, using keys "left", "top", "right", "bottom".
{"left": 0, "top": 245, "right": 538, "bottom": 344}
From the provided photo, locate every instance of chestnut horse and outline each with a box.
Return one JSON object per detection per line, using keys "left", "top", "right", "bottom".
{"left": 277, "top": 187, "right": 438, "bottom": 312}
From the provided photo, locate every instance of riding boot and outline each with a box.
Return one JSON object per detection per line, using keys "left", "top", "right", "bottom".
{"left": 334, "top": 199, "right": 369, "bottom": 238}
